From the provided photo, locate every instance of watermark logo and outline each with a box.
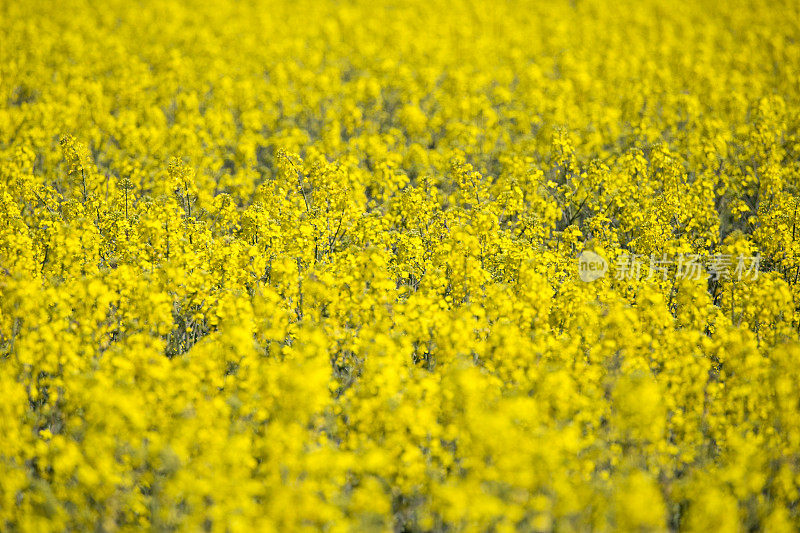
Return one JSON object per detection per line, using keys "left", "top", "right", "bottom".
{"left": 577, "top": 251, "right": 761, "bottom": 282}
{"left": 578, "top": 250, "right": 608, "bottom": 282}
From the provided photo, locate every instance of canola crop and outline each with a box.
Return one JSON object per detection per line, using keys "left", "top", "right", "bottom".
{"left": 2, "top": 0, "right": 800, "bottom": 530}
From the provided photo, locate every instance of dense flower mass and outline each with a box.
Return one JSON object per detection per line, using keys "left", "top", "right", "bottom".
{"left": 1, "top": 0, "right": 800, "bottom": 530}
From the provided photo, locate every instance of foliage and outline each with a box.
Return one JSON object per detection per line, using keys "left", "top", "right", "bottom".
{"left": 1, "top": 0, "right": 800, "bottom": 530}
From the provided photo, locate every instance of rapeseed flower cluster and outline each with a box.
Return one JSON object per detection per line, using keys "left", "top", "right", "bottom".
{"left": 1, "top": 0, "right": 800, "bottom": 530}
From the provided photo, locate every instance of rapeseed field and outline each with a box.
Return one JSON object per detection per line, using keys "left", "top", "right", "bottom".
{"left": 2, "top": 0, "right": 800, "bottom": 530}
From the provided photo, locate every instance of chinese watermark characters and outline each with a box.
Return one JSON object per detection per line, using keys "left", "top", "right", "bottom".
{"left": 578, "top": 252, "right": 760, "bottom": 282}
